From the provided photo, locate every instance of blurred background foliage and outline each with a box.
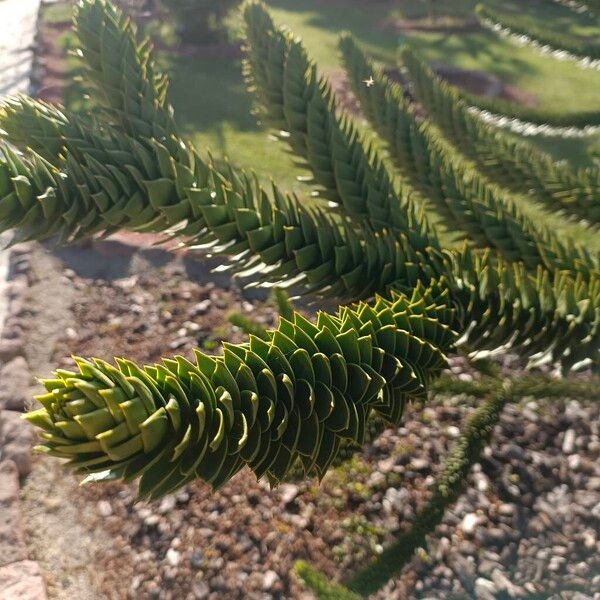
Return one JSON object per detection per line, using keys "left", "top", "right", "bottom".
{"left": 42, "top": 0, "right": 600, "bottom": 196}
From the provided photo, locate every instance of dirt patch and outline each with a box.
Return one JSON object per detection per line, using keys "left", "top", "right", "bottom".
{"left": 499, "top": 83, "right": 538, "bottom": 107}
{"left": 436, "top": 65, "right": 503, "bottom": 98}
{"left": 328, "top": 70, "right": 363, "bottom": 118}
{"left": 381, "top": 16, "right": 481, "bottom": 33}
{"left": 435, "top": 65, "right": 538, "bottom": 107}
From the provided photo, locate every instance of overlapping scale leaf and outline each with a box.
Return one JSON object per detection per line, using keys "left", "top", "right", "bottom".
{"left": 25, "top": 291, "right": 454, "bottom": 499}
{"left": 0, "top": 0, "right": 597, "bottom": 371}
{"left": 0, "top": 114, "right": 447, "bottom": 300}
{"left": 339, "top": 35, "right": 598, "bottom": 280}
{"left": 242, "top": 2, "right": 439, "bottom": 252}
{"left": 73, "top": 0, "right": 177, "bottom": 144}
{"left": 400, "top": 46, "right": 600, "bottom": 226}
{"left": 0, "top": 146, "right": 92, "bottom": 245}
{"left": 449, "top": 250, "right": 600, "bottom": 370}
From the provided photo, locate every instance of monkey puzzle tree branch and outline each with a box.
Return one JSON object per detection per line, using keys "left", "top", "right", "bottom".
{"left": 73, "top": 0, "right": 178, "bottom": 143}
{"left": 1, "top": 117, "right": 598, "bottom": 370}
{"left": 242, "top": 2, "right": 439, "bottom": 248}
{"left": 339, "top": 35, "right": 598, "bottom": 280}
{"left": 399, "top": 46, "right": 600, "bottom": 225}
{"left": 0, "top": 2, "right": 597, "bottom": 370}
{"left": 0, "top": 135, "right": 448, "bottom": 302}
{"left": 25, "top": 289, "right": 455, "bottom": 500}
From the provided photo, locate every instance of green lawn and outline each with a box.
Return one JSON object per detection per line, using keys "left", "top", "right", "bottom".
{"left": 46, "top": 0, "right": 599, "bottom": 228}
{"left": 482, "top": 0, "right": 600, "bottom": 41}
{"left": 166, "top": 55, "right": 305, "bottom": 193}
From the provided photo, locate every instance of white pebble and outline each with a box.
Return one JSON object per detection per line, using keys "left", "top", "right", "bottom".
{"left": 562, "top": 429, "right": 576, "bottom": 454}
{"left": 461, "top": 513, "right": 483, "bottom": 535}
{"left": 97, "top": 500, "right": 112, "bottom": 517}
{"left": 165, "top": 548, "right": 180, "bottom": 567}
{"left": 262, "top": 570, "right": 279, "bottom": 590}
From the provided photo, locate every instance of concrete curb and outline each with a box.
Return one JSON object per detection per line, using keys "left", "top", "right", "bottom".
{"left": 0, "top": 244, "right": 47, "bottom": 600}
{"left": 0, "top": 1, "right": 47, "bottom": 598}
{"left": 0, "top": 0, "right": 42, "bottom": 97}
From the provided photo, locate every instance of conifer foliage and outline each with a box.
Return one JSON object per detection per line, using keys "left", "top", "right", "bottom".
{"left": 400, "top": 46, "right": 600, "bottom": 225}
{"left": 0, "top": 0, "right": 598, "bottom": 596}
{"left": 339, "top": 34, "right": 598, "bottom": 278}
{"left": 477, "top": 3, "right": 600, "bottom": 61}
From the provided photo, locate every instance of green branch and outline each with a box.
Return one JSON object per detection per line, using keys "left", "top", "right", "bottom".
{"left": 25, "top": 290, "right": 453, "bottom": 500}
{"left": 0, "top": 3, "right": 598, "bottom": 369}
{"left": 339, "top": 35, "right": 598, "bottom": 280}
{"left": 242, "top": 2, "right": 438, "bottom": 247}
{"left": 74, "top": 0, "right": 178, "bottom": 142}
{"left": 400, "top": 46, "right": 600, "bottom": 225}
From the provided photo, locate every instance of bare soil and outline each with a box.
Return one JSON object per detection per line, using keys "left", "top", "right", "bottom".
{"left": 435, "top": 66, "right": 538, "bottom": 107}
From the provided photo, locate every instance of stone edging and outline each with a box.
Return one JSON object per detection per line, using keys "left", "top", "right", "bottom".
{"left": 0, "top": 244, "right": 47, "bottom": 599}
{"left": 0, "top": 0, "right": 48, "bottom": 594}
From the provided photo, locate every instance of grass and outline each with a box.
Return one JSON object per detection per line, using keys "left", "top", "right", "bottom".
{"left": 165, "top": 54, "right": 305, "bottom": 193}
{"left": 481, "top": 0, "right": 600, "bottom": 40}
{"left": 166, "top": 0, "right": 403, "bottom": 192}
{"left": 45, "top": 0, "right": 600, "bottom": 226}
{"left": 404, "top": 29, "right": 600, "bottom": 115}
{"left": 170, "top": 0, "right": 600, "bottom": 179}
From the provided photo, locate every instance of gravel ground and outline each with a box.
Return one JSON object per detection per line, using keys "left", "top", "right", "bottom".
{"left": 18, "top": 242, "right": 600, "bottom": 600}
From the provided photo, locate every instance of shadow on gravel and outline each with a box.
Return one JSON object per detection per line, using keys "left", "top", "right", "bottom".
{"left": 48, "top": 238, "right": 272, "bottom": 301}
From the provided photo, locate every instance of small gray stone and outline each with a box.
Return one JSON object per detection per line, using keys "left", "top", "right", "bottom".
{"left": 383, "top": 487, "right": 410, "bottom": 514}
{"left": 368, "top": 471, "right": 386, "bottom": 488}
{"left": 168, "top": 337, "right": 188, "bottom": 350}
{"left": 461, "top": 513, "right": 483, "bottom": 535}
{"left": 97, "top": 500, "right": 112, "bottom": 517}
{"left": 474, "top": 577, "right": 497, "bottom": 600}
{"left": 497, "top": 502, "right": 516, "bottom": 516}
{"left": 410, "top": 458, "right": 430, "bottom": 471}
{"left": 446, "top": 425, "right": 460, "bottom": 438}
{"left": 0, "top": 460, "right": 27, "bottom": 567}
{"left": 159, "top": 495, "right": 177, "bottom": 513}
{"left": 0, "top": 340, "right": 25, "bottom": 366}
{"left": 191, "top": 299, "right": 211, "bottom": 316}
{"left": 491, "top": 568, "right": 524, "bottom": 597}
{"left": 165, "top": 548, "right": 180, "bottom": 567}
{"left": 503, "top": 443, "right": 525, "bottom": 461}
{"left": 279, "top": 483, "right": 300, "bottom": 506}
{"left": 0, "top": 410, "right": 34, "bottom": 476}
{"left": 262, "top": 569, "right": 279, "bottom": 590}
{"left": 452, "top": 555, "right": 476, "bottom": 588}
{"left": 0, "top": 357, "right": 31, "bottom": 411}
{"left": 377, "top": 456, "right": 396, "bottom": 473}
{"left": 562, "top": 429, "right": 576, "bottom": 454}
{"left": 478, "top": 560, "right": 501, "bottom": 577}
{"left": 193, "top": 578, "right": 210, "bottom": 599}
{"left": 190, "top": 550, "right": 204, "bottom": 569}
{"left": 0, "top": 560, "right": 47, "bottom": 600}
